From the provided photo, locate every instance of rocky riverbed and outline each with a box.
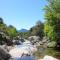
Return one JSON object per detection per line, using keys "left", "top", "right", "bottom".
{"left": 0, "top": 40, "right": 59, "bottom": 60}
{"left": 9, "top": 43, "right": 37, "bottom": 59}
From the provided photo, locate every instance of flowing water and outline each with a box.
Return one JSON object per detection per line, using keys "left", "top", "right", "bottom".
{"left": 10, "top": 44, "right": 36, "bottom": 60}
{"left": 10, "top": 56, "right": 35, "bottom": 60}
{"left": 9, "top": 44, "right": 60, "bottom": 60}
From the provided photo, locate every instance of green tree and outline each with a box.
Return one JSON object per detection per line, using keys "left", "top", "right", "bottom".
{"left": 0, "top": 18, "right": 7, "bottom": 33}
{"left": 30, "top": 20, "right": 44, "bottom": 39}
{"left": 0, "top": 18, "right": 18, "bottom": 44}
{"left": 0, "top": 18, "right": 3, "bottom": 24}
{"left": 7, "top": 25, "right": 17, "bottom": 38}
{"left": 44, "top": 0, "right": 60, "bottom": 42}
{"left": 0, "top": 18, "right": 8, "bottom": 44}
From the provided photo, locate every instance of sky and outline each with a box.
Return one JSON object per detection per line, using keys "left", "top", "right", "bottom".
{"left": 0, "top": 0, "right": 47, "bottom": 30}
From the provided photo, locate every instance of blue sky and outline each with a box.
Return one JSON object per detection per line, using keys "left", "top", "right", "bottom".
{"left": 0, "top": 0, "right": 47, "bottom": 30}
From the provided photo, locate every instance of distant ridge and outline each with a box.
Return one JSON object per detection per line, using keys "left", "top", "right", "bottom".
{"left": 18, "top": 29, "right": 28, "bottom": 32}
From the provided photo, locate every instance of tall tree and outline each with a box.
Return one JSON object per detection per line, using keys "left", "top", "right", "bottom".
{"left": 0, "top": 18, "right": 3, "bottom": 24}
{"left": 44, "top": 0, "right": 60, "bottom": 42}
{"left": 0, "top": 18, "right": 7, "bottom": 33}
{"left": 30, "top": 20, "right": 44, "bottom": 39}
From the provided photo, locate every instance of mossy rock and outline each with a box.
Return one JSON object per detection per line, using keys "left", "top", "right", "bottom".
{"left": 47, "top": 41, "right": 56, "bottom": 48}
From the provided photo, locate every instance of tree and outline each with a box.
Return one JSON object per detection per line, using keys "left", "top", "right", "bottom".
{"left": 7, "top": 25, "right": 17, "bottom": 39}
{"left": 0, "top": 18, "right": 3, "bottom": 24}
{"left": 30, "top": 20, "right": 44, "bottom": 39}
{"left": 0, "top": 18, "right": 7, "bottom": 33}
{"left": 44, "top": 0, "right": 60, "bottom": 42}
{"left": 0, "top": 18, "right": 18, "bottom": 45}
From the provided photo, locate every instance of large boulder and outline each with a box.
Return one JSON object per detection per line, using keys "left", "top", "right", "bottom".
{"left": 47, "top": 41, "right": 56, "bottom": 48}
{"left": 0, "top": 46, "right": 11, "bottom": 60}
{"left": 39, "top": 55, "right": 58, "bottom": 60}
{"left": 42, "top": 37, "right": 49, "bottom": 43}
{"left": 28, "top": 36, "right": 41, "bottom": 45}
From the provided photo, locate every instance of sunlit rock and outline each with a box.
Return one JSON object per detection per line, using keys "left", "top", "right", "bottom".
{"left": 28, "top": 36, "right": 40, "bottom": 42}
{"left": 9, "top": 48, "right": 23, "bottom": 58}
{"left": 28, "top": 36, "right": 41, "bottom": 46}
{"left": 39, "top": 55, "right": 58, "bottom": 60}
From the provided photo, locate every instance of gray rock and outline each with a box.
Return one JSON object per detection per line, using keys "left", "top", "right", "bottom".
{"left": 42, "top": 55, "right": 58, "bottom": 60}
{"left": 28, "top": 36, "right": 41, "bottom": 44}
{"left": 0, "top": 46, "right": 11, "bottom": 60}
{"left": 42, "top": 36, "right": 49, "bottom": 43}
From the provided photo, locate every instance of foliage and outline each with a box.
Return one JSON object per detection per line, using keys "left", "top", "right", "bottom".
{"left": 0, "top": 18, "right": 3, "bottom": 24}
{"left": 30, "top": 20, "right": 44, "bottom": 39}
{"left": 0, "top": 18, "right": 7, "bottom": 33}
{"left": 18, "top": 21, "right": 44, "bottom": 39}
{"left": 19, "top": 31, "right": 30, "bottom": 39}
{"left": 7, "top": 25, "right": 18, "bottom": 38}
{"left": 0, "top": 18, "right": 18, "bottom": 44}
{"left": 44, "top": 0, "right": 60, "bottom": 42}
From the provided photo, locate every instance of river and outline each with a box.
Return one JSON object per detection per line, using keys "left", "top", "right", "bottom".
{"left": 9, "top": 42, "right": 36, "bottom": 60}
{"left": 10, "top": 56, "right": 35, "bottom": 60}
{"left": 9, "top": 41, "right": 60, "bottom": 60}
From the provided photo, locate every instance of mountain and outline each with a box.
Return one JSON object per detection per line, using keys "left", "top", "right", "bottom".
{"left": 18, "top": 29, "right": 28, "bottom": 32}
